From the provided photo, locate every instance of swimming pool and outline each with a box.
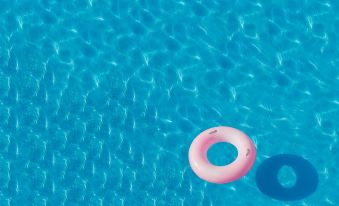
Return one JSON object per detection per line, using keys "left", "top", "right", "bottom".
{"left": 0, "top": 0, "right": 338, "bottom": 205}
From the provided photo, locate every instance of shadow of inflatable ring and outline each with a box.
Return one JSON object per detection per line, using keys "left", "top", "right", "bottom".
{"left": 256, "top": 154, "right": 318, "bottom": 201}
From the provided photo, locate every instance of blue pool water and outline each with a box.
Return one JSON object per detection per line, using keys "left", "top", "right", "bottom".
{"left": 0, "top": 0, "right": 338, "bottom": 205}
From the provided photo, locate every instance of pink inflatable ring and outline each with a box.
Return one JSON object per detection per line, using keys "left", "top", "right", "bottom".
{"left": 189, "top": 126, "right": 256, "bottom": 184}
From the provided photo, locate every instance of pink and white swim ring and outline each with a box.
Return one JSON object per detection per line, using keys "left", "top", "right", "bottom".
{"left": 189, "top": 126, "right": 256, "bottom": 184}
